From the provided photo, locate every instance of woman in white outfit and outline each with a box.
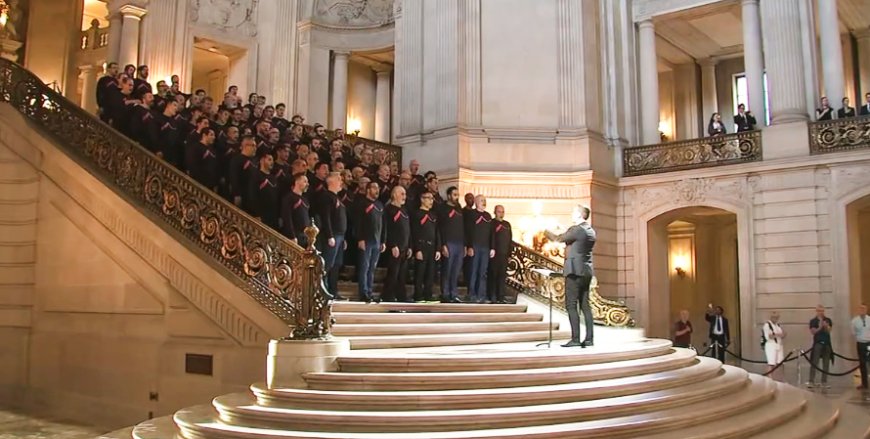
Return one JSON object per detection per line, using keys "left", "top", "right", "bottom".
{"left": 763, "top": 311, "right": 786, "bottom": 379}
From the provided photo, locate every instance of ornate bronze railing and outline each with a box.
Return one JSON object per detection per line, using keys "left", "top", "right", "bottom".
{"left": 623, "top": 130, "right": 762, "bottom": 177}
{"left": 809, "top": 115, "right": 870, "bottom": 154}
{"left": 0, "top": 59, "right": 331, "bottom": 339}
{"left": 506, "top": 242, "right": 634, "bottom": 327}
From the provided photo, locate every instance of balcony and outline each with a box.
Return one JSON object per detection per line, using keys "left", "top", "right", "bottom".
{"left": 80, "top": 19, "right": 109, "bottom": 51}
{"left": 623, "top": 130, "right": 763, "bottom": 177}
{"left": 809, "top": 115, "right": 870, "bottom": 155}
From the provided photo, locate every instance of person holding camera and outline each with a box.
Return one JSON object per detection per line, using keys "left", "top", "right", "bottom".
{"left": 705, "top": 304, "right": 730, "bottom": 363}
{"left": 808, "top": 305, "right": 833, "bottom": 389}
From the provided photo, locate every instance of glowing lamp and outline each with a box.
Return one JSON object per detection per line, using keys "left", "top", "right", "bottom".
{"left": 347, "top": 117, "right": 362, "bottom": 135}
{"left": 672, "top": 252, "right": 689, "bottom": 278}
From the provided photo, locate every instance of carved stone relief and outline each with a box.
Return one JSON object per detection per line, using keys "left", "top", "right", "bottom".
{"left": 831, "top": 164, "right": 870, "bottom": 200}
{"left": 634, "top": 177, "right": 749, "bottom": 214}
{"left": 314, "top": 0, "right": 395, "bottom": 28}
{"left": 190, "top": 0, "right": 258, "bottom": 37}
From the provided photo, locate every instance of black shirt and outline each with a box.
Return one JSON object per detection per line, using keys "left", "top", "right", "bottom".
{"left": 149, "top": 113, "right": 180, "bottom": 164}
{"left": 248, "top": 170, "right": 279, "bottom": 227}
{"left": 228, "top": 154, "right": 256, "bottom": 205}
{"left": 492, "top": 219, "right": 513, "bottom": 259}
{"left": 96, "top": 75, "right": 118, "bottom": 109}
{"left": 411, "top": 208, "right": 440, "bottom": 252}
{"left": 439, "top": 203, "right": 464, "bottom": 245}
{"left": 315, "top": 191, "right": 347, "bottom": 239}
{"left": 129, "top": 105, "right": 155, "bottom": 150}
{"left": 355, "top": 197, "right": 385, "bottom": 244}
{"left": 280, "top": 192, "right": 310, "bottom": 241}
{"left": 186, "top": 142, "right": 220, "bottom": 191}
{"left": 810, "top": 316, "right": 833, "bottom": 345}
{"left": 465, "top": 209, "right": 493, "bottom": 249}
{"left": 384, "top": 203, "right": 410, "bottom": 249}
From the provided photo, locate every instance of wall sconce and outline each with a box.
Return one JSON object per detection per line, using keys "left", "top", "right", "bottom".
{"left": 671, "top": 252, "right": 690, "bottom": 279}
{"left": 347, "top": 117, "right": 362, "bottom": 136}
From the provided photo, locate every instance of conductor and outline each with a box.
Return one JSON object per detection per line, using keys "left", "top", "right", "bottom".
{"left": 545, "top": 204, "right": 597, "bottom": 348}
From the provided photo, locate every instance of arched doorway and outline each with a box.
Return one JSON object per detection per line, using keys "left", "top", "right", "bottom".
{"left": 847, "top": 194, "right": 870, "bottom": 310}
{"left": 647, "top": 206, "right": 741, "bottom": 354}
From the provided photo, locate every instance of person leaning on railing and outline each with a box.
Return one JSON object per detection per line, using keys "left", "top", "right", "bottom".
{"left": 707, "top": 112, "right": 727, "bottom": 136}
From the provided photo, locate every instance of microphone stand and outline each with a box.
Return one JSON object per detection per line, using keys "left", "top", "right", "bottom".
{"left": 532, "top": 269, "right": 561, "bottom": 348}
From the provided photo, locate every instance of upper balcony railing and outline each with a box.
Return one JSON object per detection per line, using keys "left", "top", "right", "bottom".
{"left": 623, "top": 130, "right": 763, "bottom": 177}
{"left": 0, "top": 59, "right": 332, "bottom": 340}
{"left": 80, "top": 20, "right": 109, "bottom": 51}
{"left": 809, "top": 114, "right": 870, "bottom": 155}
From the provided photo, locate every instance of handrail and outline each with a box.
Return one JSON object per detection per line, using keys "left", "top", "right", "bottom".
{"left": 623, "top": 130, "right": 762, "bottom": 177}
{"left": 507, "top": 241, "right": 635, "bottom": 327}
{"left": 808, "top": 114, "right": 870, "bottom": 154}
{"left": 0, "top": 59, "right": 332, "bottom": 340}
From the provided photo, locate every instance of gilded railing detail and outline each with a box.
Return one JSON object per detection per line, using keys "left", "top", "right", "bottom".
{"left": 507, "top": 242, "right": 635, "bottom": 327}
{"left": 302, "top": 126, "right": 402, "bottom": 169}
{"left": 0, "top": 59, "right": 331, "bottom": 340}
{"left": 623, "top": 130, "right": 762, "bottom": 177}
{"left": 809, "top": 115, "right": 870, "bottom": 154}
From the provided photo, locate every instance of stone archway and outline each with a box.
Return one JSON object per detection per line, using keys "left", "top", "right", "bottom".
{"left": 645, "top": 206, "right": 741, "bottom": 354}
{"left": 846, "top": 195, "right": 870, "bottom": 313}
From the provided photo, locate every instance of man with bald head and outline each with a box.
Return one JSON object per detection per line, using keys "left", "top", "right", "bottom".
{"left": 315, "top": 172, "right": 348, "bottom": 300}
{"left": 489, "top": 205, "right": 513, "bottom": 304}
{"left": 852, "top": 304, "right": 870, "bottom": 390}
{"left": 382, "top": 185, "right": 411, "bottom": 302}
{"left": 465, "top": 194, "right": 494, "bottom": 303}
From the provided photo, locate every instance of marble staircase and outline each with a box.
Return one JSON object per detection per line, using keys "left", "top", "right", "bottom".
{"left": 119, "top": 302, "right": 870, "bottom": 439}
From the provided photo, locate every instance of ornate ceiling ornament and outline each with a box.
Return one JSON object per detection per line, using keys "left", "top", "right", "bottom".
{"left": 190, "top": 0, "right": 259, "bottom": 37}
{"left": 314, "top": 0, "right": 395, "bottom": 28}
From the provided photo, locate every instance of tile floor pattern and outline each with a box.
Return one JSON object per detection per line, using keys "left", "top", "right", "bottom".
{"left": 0, "top": 408, "right": 108, "bottom": 439}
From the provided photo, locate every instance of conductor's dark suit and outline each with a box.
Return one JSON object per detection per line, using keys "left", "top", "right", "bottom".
{"left": 546, "top": 221, "right": 596, "bottom": 343}
{"left": 705, "top": 311, "right": 730, "bottom": 363}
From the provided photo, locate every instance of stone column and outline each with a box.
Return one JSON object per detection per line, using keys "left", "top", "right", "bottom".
{"left": 118, "top": 5, "right": 147, "bottom": 69}
{"left": 330, "top": 51, "right": 349, "bottom": 130}
{"left": 638, "top": 19, "right": 660, "bottom": 144}
{"left": 79, "top": 65, "right": 98, "bottom": 114}
{"left": 741, "top": 0, "right": 766, "bottom": 123}
{"left": 106, "top": 11, "right": 123, "bottom": 64}
{"left": 374, "top": 67, "right": 392, "bottom": 142}
{"left": 760, "top": 1, "right": 808, "bottom": 124}
{"left": 700, "top": 58, "right": 718, "bottom": 122}
{"left": 856, "top": 29, "right": 870, "bottom": 100}
{"left": 817, "top": 0, "right": 845, "bottom": 110}
{"left": 458, "top": 0, "right": 482, "bottom": 127}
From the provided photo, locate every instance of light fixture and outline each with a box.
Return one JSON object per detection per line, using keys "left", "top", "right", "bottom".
{"left": 347, "top": 117, "right": 362, "bottom": 136}
{"left": 674, "top": 267, "right": 686, "bottom": 278}
{"left": 671, "top": 252, "right": 690, "bottom": 279}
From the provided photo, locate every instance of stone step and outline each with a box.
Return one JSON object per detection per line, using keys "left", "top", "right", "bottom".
{"left": 337, "top": 282, "right": 471, "bottom": 295}
{"left": 342, "top": 329, "right": 573, "bottom": 349}
{"left": 634, "top": 382, "right": 810, "bottom": 439}
{"left": 172, "top": 375, "right": 777, "bottom": 439}
{"left": 130, "top": 416, "right": 177, "bottom": 439}
{"left": 333, "top": 312, "right": 544, "bottom": 325}
{"left": 251, "top": 356, "right": 727, "bottom": 411}
{"left": 303, "top": 348, "right": 697, "bottom": 391}
{"left": 336, "top": 339, "right": 674, "bottom": 373}
{"left": 218, "top": 361, "right": 735, "bottom": 431}
{"left": 332, "top": 302, "right": 527, "bottom": 313}
{"left": 332, "top": 321, "right": 559, "bottom": 336}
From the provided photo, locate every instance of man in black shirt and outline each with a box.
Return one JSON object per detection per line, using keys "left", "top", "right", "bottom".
{"left": 280, "top": 173, "right": 311, "bottom": 247}
{"left": 733, "top": 103, "right": 757, "bottom": 132}
{"left": 96, "top": 62, "right": 119, "bottom": 123}
{"left": 272, "top": 143, "right": 292, "bottom": 202}
{"left": 186, "top": 127, "right": 220, "bottom": 192}
{"left": 133, "top": 65, "right": 153, "bottom": 99}
{"left": 439, "top": 187, "right": 464, "bottom": 303}
{"left": 383, "top": 186, "right": 411, "bottom": 302}
{"left": 107, "top": 75, "right": 135, "bottom": 135}
{"left": 489, "top": 205, "right": 513, "bottom": 304}
{"left": 315, "top": 173, "right": 348, "bottom": 300}
{"left": 808, "top": 305, "right": 834, "bottom": 388}
{"left": 216, "top": 125, "right": 240, "bottom": 199}
{"left": 229, "top": 136, "right": 258, "bottom": 212}
{"left": 412, "top": 191, "right": 441, "bottom": 302}
{"left": 355, "top": 181, "right": 385, "bottom": 303}
{"left": 149, "top": 100, "right": 180, "bottom": 163}
{"left": 466, "top": 195, "right": 494, "bottom": 303}
{"left": 248, "top": 151, "right": 279, "bottom": 229}
{"left": 129, "top": 92, "right": 155, "bottom": 150}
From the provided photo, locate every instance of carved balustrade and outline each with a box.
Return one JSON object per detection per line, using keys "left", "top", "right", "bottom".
{"left": 623, "top": 130, "right": 762, "bottom": 177}
{"left": 507, "top": 242, "right": 635, "bottom": 327}
{"left": 300, "top": 125, "right": 402, "bottom": 169}
{"left": 809, "top": 115, "right": 870, "bottom": 154}
{"left": 0, "top": 59, "right": 332, "bottom": 339}
{"left": 80, "top": 22, "right": 109, "bottom": 51}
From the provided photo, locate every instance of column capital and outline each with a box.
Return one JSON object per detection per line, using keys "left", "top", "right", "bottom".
{"left": 854, "top": 27, "right": 870, "bottom": 41}
{"left": 740, "top": 0, "right": 759, "bottom": 6}
{"left": 78, "top": 64, "right": 97, "bottom": 73}
{"left": 333, "top": 51, "right": 351, "bottom": 59}
{"left": 698, "top": 57, "right": 717, "bottom": 67}
{"left": 373, "top": 65, "right": 393, "bottom": 75}
{"left": 637, "top": 19, "right": 654, "bottom": 29}
{"left": 118, "top": 4, "right": 148, "bottom": 19}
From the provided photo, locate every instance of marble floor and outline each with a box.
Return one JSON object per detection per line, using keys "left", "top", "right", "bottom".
{"left": 0, "top": 408, "right": 108, "bottom": 439}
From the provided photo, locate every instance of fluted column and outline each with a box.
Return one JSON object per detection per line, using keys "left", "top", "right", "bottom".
{"left": 638, "top": 20, "right": 660, "bottom": 144}
{"left": 141, "top": 0, "right": 179, "bottom": 87}
{"left": 458, "top": 0, "right": 481, "bottom": 127}
{"left": 79, "top": 65, "right": 98, "bottom": 114}
{"left": 855, "top": 29, "right": 870, "bottom": 100}
{"left": 374, "top": 67, "right": 392, "bottom": 142}
{"left": 106, "top": 11, "right": 123, "bottom": 64}
{"left": 700, "top": 58, "right": 718, "bottom": 121}
{"left": 330, "top": 51, "right": 349, "bottom": 130}
{"left": 271, "top": 0, "right": 298, "bottom": 108}
{"left": 760, "top": 1, "right": 808, "bottom": 124}
{"left": 817, "top": 0, "right": 845, "bottom": 111}
{"left": 557, "top": 0, "right": 585, "bottom": 130}
{"left": 118, "top": 5, "right": 147, "bottom": 69}
{"left": 741, "top": 0, "right": 766, "bottom": 124}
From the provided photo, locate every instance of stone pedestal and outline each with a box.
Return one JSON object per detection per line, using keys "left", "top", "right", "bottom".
{"left": 760, "top": 121, "right": 810, "bottom": 160}
{"left": 266, "top": 338, "right": 350, "bottom": 389}
{"left": 0, "top": 39, "right": 22, "bottom": 62}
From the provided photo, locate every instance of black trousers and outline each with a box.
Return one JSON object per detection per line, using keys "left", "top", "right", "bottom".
{"left": 565, "top": 274, "right": 594, "bottom": 342}
{"left": 710, "top": 334, "right": 727, "bottom": 363}
{"left": 383, "top": 248, "right": 409, "bottom": 302}
{"left": 859, "top": 342, "right": 869, "bottom": 389}
{"left": 489, "top": 256, "right": 508, "bottom": 302}
{"left": 414, "top": 244, "right": 437, "bottom": 301}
